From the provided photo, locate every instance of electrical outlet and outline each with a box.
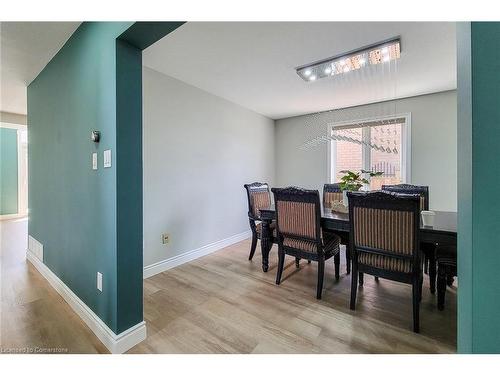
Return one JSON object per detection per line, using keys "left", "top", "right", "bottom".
{"left": 92, "top": 153, "right": 98, "bottom": 170}
{"left": 161, "top": 233, "right": 169, "bottom": 244}
{"left": 97, "top": 272, "right": 103, "bottom": 292}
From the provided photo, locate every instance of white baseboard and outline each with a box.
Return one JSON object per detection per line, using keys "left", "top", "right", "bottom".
{"left": 26, "top": 250, "right": 146, "bottom": 354}
{"left": 0, "top": 213, "right": 28, "bottom": 221}
{"left": 143, "top": 230, "right": 252, "bottom": 279}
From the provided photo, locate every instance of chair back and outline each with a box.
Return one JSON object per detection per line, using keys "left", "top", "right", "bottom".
{"left": 272, "top": 187, "right": 322, "bottom": 250}
{"left": 381, "top": 183, "right": 429, "bottom": 211}
{"left": 348, "top": 191, "right": 420, "bottom": 274}
{"left": 244, "top": 182, "right": 271, "bottom": 220}
{"left": 323, "top": 183, "right": 343, "bottom": 208}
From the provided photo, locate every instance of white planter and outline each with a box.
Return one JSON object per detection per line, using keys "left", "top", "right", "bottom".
{"left": 342, "top": 190, "right": 349, "bottom": 207}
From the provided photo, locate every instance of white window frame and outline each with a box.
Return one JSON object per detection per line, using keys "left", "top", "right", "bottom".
{"left": 327, "top": 113, "right": 412, "bottom": 186}
{"left": 0, "top": 121, "right": 28, "bottom": 220}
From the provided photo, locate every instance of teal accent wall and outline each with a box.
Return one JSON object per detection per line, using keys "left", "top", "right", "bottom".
{"left": 0, "top": 127, "right": 19, "bottom": 215}
{"left": 457, "top": 22, "right": 500, "bottom": 353}
{"left": 28, "top": 22, "right": 134, "bottom": 334}
{"left": 28, "top": 21, "right": 185, "bottom": 337}
{"left": 115, "top": 39, "right": 143, "bottom": 332}
{"left": 457, "top": 22, "right": 473, "bottom": 354}
{"left": 118, "top": 22, "right": 185, "bottom": 50}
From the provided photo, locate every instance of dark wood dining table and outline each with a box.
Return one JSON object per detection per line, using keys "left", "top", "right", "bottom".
{"left": 258, "top": 205, "right": 457, "bottom": 272}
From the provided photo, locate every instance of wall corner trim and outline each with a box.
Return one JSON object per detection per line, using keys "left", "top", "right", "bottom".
{"left": 26, "top": 250, "right": 146, "bottom": 353}
{"left": 143, "top": 230, "right": 252, "bottom": 279}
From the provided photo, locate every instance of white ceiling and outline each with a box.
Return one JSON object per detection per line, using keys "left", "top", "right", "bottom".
{"left": 0, "top": 22, "right": 457, "bottom": 119}
{"left": 1, "top": 22, "right": 80, "bottom": 115}
{"left": 144, "top": 22, "right": 457, "bottom": 119}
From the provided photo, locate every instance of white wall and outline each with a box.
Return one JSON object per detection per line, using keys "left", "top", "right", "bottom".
{"left": 0, "top": 111, "right": 27, "bottom": 125}
{"left": 275, "top": 90, "right": 457, "bottom": 211}
{"left": 143, "top": 67, "right": 275, "bottom": 267}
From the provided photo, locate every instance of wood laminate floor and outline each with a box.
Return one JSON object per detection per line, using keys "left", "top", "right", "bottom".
{"left": 0, "top": 219, "right": 107, "bottom": 353}
{"left": 1, "top": 219, "right": 456, "bottom": 354}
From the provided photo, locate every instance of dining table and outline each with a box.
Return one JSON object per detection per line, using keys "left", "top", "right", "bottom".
{"left": 258, "top": 205, "right": 457, "bottom": 272}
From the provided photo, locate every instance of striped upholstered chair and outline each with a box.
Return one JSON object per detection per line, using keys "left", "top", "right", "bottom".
{"left": 323, "top": 183, "right": 343, "bottom": 208}
{"left": 381, "top": 183, "right": 429, "bottom": 212}
{"left": 272, "top": 187, "right": 341, "bottom": 299}
{"left": 381, "top": 184, "right": 437, "bottom": 292}
{"left": 436, "top": 244, "right": 457, "bottom": 311}
{"left": 244, "top": 182, "right": 276, "bottom": 261}
{"left": 348, "top": 191, "right": 423, "bottom": 332}
{"left": 323, "top": 183, "right": 351, "bottom": 274}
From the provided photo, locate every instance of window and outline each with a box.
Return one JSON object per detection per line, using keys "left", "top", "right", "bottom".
{"left": 329, "top": 114, "right": 411, "bottom": 190}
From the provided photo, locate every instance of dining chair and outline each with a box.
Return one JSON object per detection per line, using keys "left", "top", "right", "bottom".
{"left": 272, "top": 186, "right": 341, "bottom": 299}
{"left": 348, "top": 190, "right": 423, "bottom": 333}
{"left": 381, "top": 183, "right": 429, "bottom": 211}
{"left": 382, "top": 183, "right": 438, "bottom": 293}
{"left": 323, "top": 183, "right": 351, "bottom": 274}
{"left": 244, "top": 182, "right": 276, "bottom": 261}
{"left": 323, "top": 183, "right": 343, "bottom": 208}
{"left": 436, "top": 245, "right": 457, "bottom": 311}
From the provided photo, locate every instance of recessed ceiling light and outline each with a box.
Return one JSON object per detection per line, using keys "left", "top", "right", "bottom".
{"left": 296, "top": 37, "right": 401, "bottom": 82}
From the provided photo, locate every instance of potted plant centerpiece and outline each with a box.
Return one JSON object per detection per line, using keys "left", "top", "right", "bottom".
{"left": 338, "top": 169, "right": 384, "bottom": 206}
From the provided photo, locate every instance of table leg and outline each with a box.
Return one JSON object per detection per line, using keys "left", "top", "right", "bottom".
{"left": 429, "top": 250, "right": 437, "bottom": 294}
{"left": 437, "top": 263, "right": 447, "bottom": 311}
{"left": 260, "top": 218, "right": 273, "bottom": 272}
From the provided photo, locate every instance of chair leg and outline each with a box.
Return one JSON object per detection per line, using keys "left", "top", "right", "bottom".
{"left": 429, "top": 252, "right": 437, "bottom": 294}
{"left": 374, "top": 276, "right": 379, "bottom": 282}
{"left": 447, "top": 274, "right": 454, "bottom": 287}
{"left": 334, "top": 252, "right": 340, "bottom": 280}
{"left": 307, "top": 260, "right": 311, "bottom": 264}
{"left": 419, "top": 275, "right": 423, "bottom": 302}
{"left": 424, "top": 253, "right": 429, "bottom": 274}
{"left": 350, "top": 263, "right": 358, "bottom": 310}
{"left": 359, "top": 272, "right": 364, "bottom": 286}
{"left": 316, "top": 259, "right": 325, "bottom": 299}
{"left": 248, "top": 232, "right": 258, "bottom": 261}
{"left": 412, "top": 280, "right": 421, "bottom": 333}
{"left": 295, "top": 257, "right": 300, "bottom": 268}
{"left": 346, "top": 245, "right": 351, "bottom": 275}
{"left": 437, "top": 263, "right": 447, "bottom": 311}
{"left": 276, "top": 248, "right": 285, "bottom": 285}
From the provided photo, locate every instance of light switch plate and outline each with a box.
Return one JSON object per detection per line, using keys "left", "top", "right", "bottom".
{"left": 92, "top": 153, "right": 98, "bottom": 170}
{"left": 97, "top": 272, "right": 103, "bottom": 292}
{"left": 103, "top": 150, "right": 111, "bottom": 168}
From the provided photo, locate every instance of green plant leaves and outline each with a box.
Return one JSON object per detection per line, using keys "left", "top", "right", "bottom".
{"left": 338, "top": 169, "right": 383, "bottom": 191}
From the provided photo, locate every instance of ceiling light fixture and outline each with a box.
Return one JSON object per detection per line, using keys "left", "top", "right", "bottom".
{"left": 296, "top": 37, "right": 401, "bottom": 82}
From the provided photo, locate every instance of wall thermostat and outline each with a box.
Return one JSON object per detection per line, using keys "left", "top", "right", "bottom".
{"left": 91, "top": 130, "right": 100, "bottom": 143}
